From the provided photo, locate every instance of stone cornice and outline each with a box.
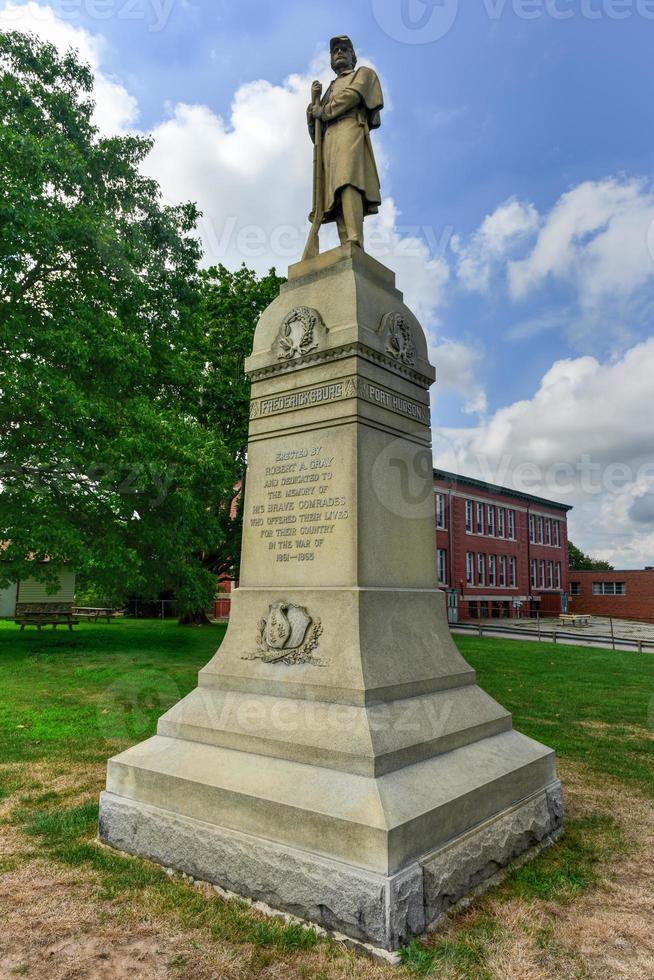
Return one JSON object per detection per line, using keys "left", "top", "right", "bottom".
{"left": 246, "top": 341, "right": 435, "bottom": 389}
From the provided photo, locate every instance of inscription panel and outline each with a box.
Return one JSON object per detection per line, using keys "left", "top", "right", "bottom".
{"left": 241, "top": 427, "right": 356, "bottom": 587}
{"left": 250, "top": 376, "right": 429, "bottom": 425}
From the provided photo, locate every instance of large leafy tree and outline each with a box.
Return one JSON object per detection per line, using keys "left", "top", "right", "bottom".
{"left": 568, "top": 541, "right": 614, "bottom": 571}
{"left": 0, "top": 30, "right": 268, "bottom": 615}
{"left": 197, "top": 264, "right": 285, "bottom": 585}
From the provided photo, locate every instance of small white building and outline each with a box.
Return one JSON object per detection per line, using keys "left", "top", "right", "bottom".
{"left": 0, "top": 568, "right": 76, "bottom": 618}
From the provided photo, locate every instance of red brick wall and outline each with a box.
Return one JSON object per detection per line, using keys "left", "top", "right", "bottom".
{"left": 568, "top": 570, "right": 654, "bottom": 623}
{"left": 434, "top": 476, "right": 569, "bottom": 619}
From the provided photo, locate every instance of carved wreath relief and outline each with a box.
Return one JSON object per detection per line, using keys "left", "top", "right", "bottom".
{"left": 243, "top": 602, "right": 326, "bottom": 666}
{"left": 276, "top": 307, "right": 325, "bottom": 360}
{"left": 381, "top": 312, "right": 416, "bottom": 366}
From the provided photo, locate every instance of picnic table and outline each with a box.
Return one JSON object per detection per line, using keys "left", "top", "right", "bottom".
{"left": 559, "top": 613, "right": 591, "bottom": 628}
{"left": 15, "top": 611, "right": 79, "bottom": 632}
{"left": 72, "top": 607, "right": 124, "bottom": 623}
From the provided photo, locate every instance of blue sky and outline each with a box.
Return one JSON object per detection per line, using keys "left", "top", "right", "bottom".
{"left": 3, "top": 0, "right": 654, "bottom": 565}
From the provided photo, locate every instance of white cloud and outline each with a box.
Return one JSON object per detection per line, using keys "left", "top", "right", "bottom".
{"left": 4, "top": 4, "right": 485, "bottom": 416}
{"left": 434, "top": 338, "right": 654, "bottom": 568}
{"left": 0, "top": 1, "right": 138, "bottom": 134}
{"left": 452, "top": 198, "right": 539, "bottom": 293}
{"left": 430, "top": 339, "right": 487, "bottom": 416}
{"left": 509, "top": 178, "right": 654, "bottom": 307}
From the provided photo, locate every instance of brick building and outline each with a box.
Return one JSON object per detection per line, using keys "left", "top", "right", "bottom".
{"left": 434, "top": 469, "right": 572, "bottom": 622}
{"left": 568, "top": 569, "right": 654, "bottom": 623}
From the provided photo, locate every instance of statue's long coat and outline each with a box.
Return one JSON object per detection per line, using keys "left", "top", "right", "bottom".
{"left": 310, "top": 66, "right": 384, "bottom": 223}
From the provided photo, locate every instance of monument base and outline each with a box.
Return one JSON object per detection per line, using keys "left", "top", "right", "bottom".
{"left": 99, "top": 781, "right": 562, "bottom": 951}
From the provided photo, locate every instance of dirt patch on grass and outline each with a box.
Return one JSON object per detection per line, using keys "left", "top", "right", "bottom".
{"left": 458, "top": 759, "right": 654, "bottom": 980}
{"left": 0, "top": 759, "right": 652, "bottom": 979}
{"left": 576, "top": 720, "right": 654, "bottom": 742}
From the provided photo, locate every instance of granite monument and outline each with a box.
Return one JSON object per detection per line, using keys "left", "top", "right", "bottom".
{"left": 99, "top": 37, "right": 563, "bottom": 952}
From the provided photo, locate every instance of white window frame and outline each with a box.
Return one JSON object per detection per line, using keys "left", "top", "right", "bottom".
{"left": 508, "top": 509, "right": 515, "bottom": 539}
{"left": 545, "top": 519, "right": 552, "bottom": 545}
{"left": 436, "top": 493, "right": 445, "bottom": 530}
{"left": 497, "top": 507, "right": 505, "bottom": 538}
{"left": 555, "top": 562, "right": 561, "bottom": 589}
{"left": 499, "top": 555, "right": 507, "bottom": 587}
{"left": 537, "top": 516, "right": 544, "bottom": 544}
{"left": 466, "top": 552, "right": 474, "bottom": 585}
{"left": 477, "top": 553, "right": 485, "bottom": 586}
{"left": 510, "top": 557, "right": 517, "bottom": 587}
{"left": 487, "top": 505, "right": 495, "bottom": 536}
{"left": 437, "top": 548, "right": 447, "bottom": 584}
{"left": 553, "top": 520, "right": 560, "bottom": 547}
{"left": 539, "top": 559, "right": 545, "bottom": 588}
{"left": 547, "top": 560, "right": 553, "bottom": 589}
{"left": 488, "top": 555, "right": 497, "bottom": 586}
{"left": 530, "top": 559, "right": 537, "bottom": 589}
{"left": 592, "top": 582, "right": 626, "bottom": 596}
{"left": 570, "top": 582, "right": 582, "bottom": 596}
{"left": 465, "top": 500, "right": 473, "bottom": 533}
{"left": 476, "top": 502, "right": 484, "bottom": 535}
{"left": 529, "top": 514, "right": 535, "bottom": 543}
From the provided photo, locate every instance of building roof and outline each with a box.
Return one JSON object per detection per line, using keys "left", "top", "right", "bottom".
{"left": 433, "top": 468, "right": 573, "bottom": 513}
{"left": 570, "top": 568, "right": 654, "bottom": 575}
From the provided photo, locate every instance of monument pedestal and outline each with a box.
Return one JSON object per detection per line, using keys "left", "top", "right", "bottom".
{"left": 99, "top": 245, "right": 562, "bottom": 950}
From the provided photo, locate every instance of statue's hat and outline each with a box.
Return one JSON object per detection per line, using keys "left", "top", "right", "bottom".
{"left": 330, "top": 35, "right": 355, "bottom": 53}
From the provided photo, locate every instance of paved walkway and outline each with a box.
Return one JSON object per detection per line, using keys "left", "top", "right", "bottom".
{"left": 452, "top": 615, "right": 654, "bottom": 653}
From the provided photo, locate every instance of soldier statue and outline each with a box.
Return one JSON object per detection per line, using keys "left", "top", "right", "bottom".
{"left": 304, "top": 36, "right": 384, "bottom": 257}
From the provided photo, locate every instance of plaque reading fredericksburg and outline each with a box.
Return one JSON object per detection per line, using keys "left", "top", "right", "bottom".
{"left": 99, "top": 35, "right": 563, "bottom": 953}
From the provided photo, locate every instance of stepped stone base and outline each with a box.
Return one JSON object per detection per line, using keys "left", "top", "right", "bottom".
{"left": 99, "top": 781, "right": 563, "bottom": 950}
{"left": 99, "top": 245, "right": 564, "bottom": 951}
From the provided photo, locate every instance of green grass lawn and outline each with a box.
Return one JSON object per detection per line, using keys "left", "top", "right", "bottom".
{"left": 0, "top": 619, "right": 652, "bottom": 977}
{"left": 457, "top": 635, "right": 654, "bottom": 798}
{"left": 0, "top": 618, "right": 225, "bottom": 771}
{"left": 1, "top": 619, "right": 651, "bottom": 797}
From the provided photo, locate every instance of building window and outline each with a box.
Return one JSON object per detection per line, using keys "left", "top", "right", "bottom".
{"left": 553, "top": 520, "right": 560, "bottom": 547}
{"left": 530, "top": 559, "right": 537, "bottom": 589}
{"left": 476, "top": 502, "right": 484, "bottom": 535}
{"left": 547, "top": 560, "right": 553, "bottom": 589}
{"left": 487, "top": 505, "right": 495, "bottom": 536}
{"left": 510, "top": 557, "right": 517, "bottom": 587}
{"left": 499, "top": 555, "right": 507, "bottom": 587}
{"left": 570, "top": 582, "right": 581, "bottom": 595}
{"left": 545, "top": 519, "right": 552, "bottom": 545}
{"left": 488, "top": 555, "right": 497, "bottom": 586}
{"left": 529, "top": 514, "right": 535, "bottom": 543}
{"left": 537, "top": 516, "right": 544, "bottom": 544}
{"left": 465, "top": 500, "right": 473, "bottom": 533}
{"left": 436, "top": 493, "right": 445, "bottom": 530}
{"left": 555, "top": 562, "right": 561, "bottom": 589}
{"left": 497, "top": 508, "right": 505, "bottom": 538}
{"left": 469, "top": 601, "right": 478, "bottom": 619}
{"left": 477, "top": 553, "right": 485, "bottom": 586}
{"left": 466, "top": 552, "right": 474, "bottom": 585}
{"left": 508, "top": 509, "right": 515, "bottom": 539}
{"left": 437, "top": 548, "right": 447, "bottom": 584}
{"left": 539, "top": 559, "right": 545, "bottom": 588}
{"left": 592, "top": 582, "right": 626, "bottom": 596}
